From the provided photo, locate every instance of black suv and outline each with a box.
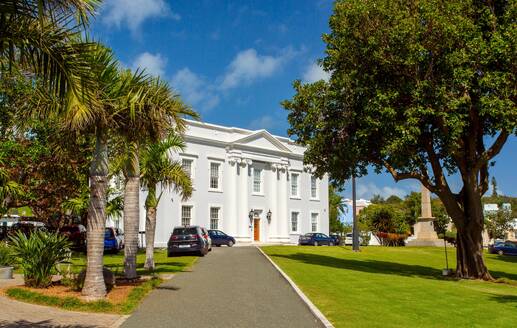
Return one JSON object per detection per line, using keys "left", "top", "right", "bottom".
{"left": 168, "top": 226, "right": 209, "bottom": 257}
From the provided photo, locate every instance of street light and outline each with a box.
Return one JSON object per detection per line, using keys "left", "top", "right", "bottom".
{"left": 352, "top": 174, "right": 360, "bottom": 252}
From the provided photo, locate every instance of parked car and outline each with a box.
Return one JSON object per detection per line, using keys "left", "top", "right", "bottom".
{"left": 208, "top": 230, "right": 236, "bottom": 247}
{"left": 299, "top": 233, "right": 335, "bottom": 246}
{"left": 329, "top": 233, "right": 342, "bottom": 245}
{"left": 344, "top": 233, "right": 363, "bottom": 246}
{"left": 489, "top": 241, "right": 517, "bottom": 255}
{"left": 200, "top": 227, "right": 212, "bottom": 251}
{"left": 59, "top": 224, "right": 86, "bottom": 250}
{"left": 104, "top": 227, "right": 124, "bottom": 253}
{"left": 168, "top": 226, "right": 209, "bottom": 257}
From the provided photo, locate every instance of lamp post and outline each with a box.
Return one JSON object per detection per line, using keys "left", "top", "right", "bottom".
{"left": 352, "top": 174, "right": 360, "bottom": 252}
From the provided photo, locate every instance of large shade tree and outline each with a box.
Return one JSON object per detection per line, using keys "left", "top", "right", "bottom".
{"left": 283, "top": 0, "right": 516, "bottom": 279}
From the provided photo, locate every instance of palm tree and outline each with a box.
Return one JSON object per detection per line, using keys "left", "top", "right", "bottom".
{"left": 70, "top": 46, "right": 147, "bottom": 300}
{"left": 140, "top": 134, "right": 192, "bottom": 270}
{"left": 0, "top": 1, "right": 99, "bottom": 108}
{"left": 117, "top": 78, "right": 197, "bottom": 279}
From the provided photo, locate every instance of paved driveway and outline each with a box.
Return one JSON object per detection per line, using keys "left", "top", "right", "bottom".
{"left": 122, "top": 246, "right": 324, "bottom": 328}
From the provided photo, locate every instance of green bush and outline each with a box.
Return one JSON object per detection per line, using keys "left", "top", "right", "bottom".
{"left": 9, "top": 230, "right": 72, "bottom": 288}
{"left": 0, "top": 242, "right": 13, "bottom": 266}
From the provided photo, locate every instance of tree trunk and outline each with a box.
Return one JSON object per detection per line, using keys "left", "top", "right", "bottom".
{"left": 82, "top": 128, "right": 108, "bottom": 300}
{"left": 454, "top": 191, "right": 493, "bottom": 280}
{"left": 144, "top": 205, "right": 157, "bottom": 270}
{"left": 443, "top": 179, "right": 493, "bottom": 280}
{"left": 123, "top": 145, "right": 140, "bottom": 279}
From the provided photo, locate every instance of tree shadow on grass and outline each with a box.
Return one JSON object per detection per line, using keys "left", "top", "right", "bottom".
{"left": 489, "top": 294, "right": 517, "bottom": 307}
{"left": 269, "top": 252, "right": 445, "bottom": 280}
{"left": 0, "top": 320, "right": 97, "bottom": 328}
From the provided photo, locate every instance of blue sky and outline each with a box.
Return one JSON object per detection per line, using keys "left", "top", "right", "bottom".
{"left": 90, "top": 0, "right": 517, "bottom": 199}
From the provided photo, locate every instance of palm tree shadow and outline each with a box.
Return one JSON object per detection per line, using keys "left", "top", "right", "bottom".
{"left": 270, "top": 252, "right": 447, "bottom": 280}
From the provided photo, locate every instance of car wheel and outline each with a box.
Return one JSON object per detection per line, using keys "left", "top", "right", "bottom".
{"left": 498, "top": 250, "right": 504, "bottom": 255}
{"left": 199, "top": 250, "right": 206, "bottom": 257}
{"left": 313, "top": 241, "right": 318, "bottom": 246}
{"left": 228, "top": 240, "right": 234, "bottom": 247}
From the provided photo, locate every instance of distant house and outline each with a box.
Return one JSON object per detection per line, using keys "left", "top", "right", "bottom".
{"left": 341, "top": 198, "right": 372, "bottom": 223}
{"left": 483, "top": 203, "right": 517, "bottom": 242}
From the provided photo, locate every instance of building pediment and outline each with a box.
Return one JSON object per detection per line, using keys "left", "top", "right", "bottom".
{"left": 231, "top": 130, "right": 292, "bottom": 153}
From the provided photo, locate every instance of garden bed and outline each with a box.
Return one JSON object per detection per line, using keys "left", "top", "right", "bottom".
{"left": 2, "top": 277, "right": 162, "bottom": 314}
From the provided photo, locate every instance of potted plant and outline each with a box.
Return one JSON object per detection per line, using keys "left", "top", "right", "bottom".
{"left": 0, "top": 242, "right": 14, "bottom": 279}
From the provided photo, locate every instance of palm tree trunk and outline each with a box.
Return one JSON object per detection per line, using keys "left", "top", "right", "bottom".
{"left": 144, "top": 185, "right": 158, "bottom": 270}
{"left": 82, "top": 128, "right": 108, "bottom": 300}
{"left": 123, "top": 143, "right": 140, "bottom": 279}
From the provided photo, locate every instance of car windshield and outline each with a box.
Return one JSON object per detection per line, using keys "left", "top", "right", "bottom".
{"left": 173, "top": 227, "right": 198, "bottom": 235}
{"left": 104, "top": 229, "right": 114, "bottom": 238}
{"left": 304, "top": 233, "right": 315, "bottom": 237}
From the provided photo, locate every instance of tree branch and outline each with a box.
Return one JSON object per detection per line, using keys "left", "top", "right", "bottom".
{"left": 382, "top": 161, "right": 437, "bottom": 192}
{"left": 474, "top": 130, "right": 509, "bottom": 172}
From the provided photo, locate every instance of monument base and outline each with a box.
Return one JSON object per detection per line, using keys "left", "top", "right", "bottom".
{"left": 406, "top": 239, "right": 445, "bottom": 247}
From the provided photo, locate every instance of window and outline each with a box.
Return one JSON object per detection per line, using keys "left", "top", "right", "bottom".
{"left": 291, "top": 212, "right": 299, "bottom": 233}
{"left": 182, "top": 159, "right": 193, "bottom": 179}
{"left": 253, "top": 168, "right": 263, "bottom": 194}
{"left": 311, "top": 176, "right": 318, "bottom": 199}
{"left": 210, "top": 207, "right": 219, "bottom": 230}
{"left": 291, "top": 173, "right": 300, "bottom": 198}
{"left": 311, "top": 213, "right": 318, "bottom": 232}
{"left": 210, "top": 162, "right": 221, "bottom": 190}
{"left": 181, "top": 206, "right": 192, "bottom": 226}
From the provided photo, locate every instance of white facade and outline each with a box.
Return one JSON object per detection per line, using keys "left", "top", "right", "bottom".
{"left": 139, "top": 120, "right": 329, "bottom": 247}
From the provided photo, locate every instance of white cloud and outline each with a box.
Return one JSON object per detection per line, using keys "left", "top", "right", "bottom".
{"left": 131, "top": 52, "right": 167, "bottom": 77}
{"left": 171, "top": 68, "right": 220, "bottom": 112}
{"left": 219, "top": 48, "right": 296, "bottom": 90}
{"left": 102, "top": 0, "right": 179, "bottom": 34}
{"left": 356, "top": 182, "right": 410, "bottom": 200}
{"left": 248, "top": 114, "right": 287, "bottom": 135}
{"left": 303, "top": 62, "right": 331, "bottom": 83}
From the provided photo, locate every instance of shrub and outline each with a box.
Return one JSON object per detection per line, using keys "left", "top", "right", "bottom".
{"left": 0, "top": 242, "right": 13, "bottom": 266}
{"left": 9, "top": 230, "right": 72, "bottom": 288}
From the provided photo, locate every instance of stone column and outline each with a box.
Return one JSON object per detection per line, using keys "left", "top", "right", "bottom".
{"left": 238, "top": 159, "right": 252, "bottom": 240}
{"left": 268, "top": 164, "right": 278, "bottom": 241}
{"left": 278, "top": 165, "right": 289, "bottom": 240}
{"left": 225, "top": 158, "right": 238, "bottom": 235}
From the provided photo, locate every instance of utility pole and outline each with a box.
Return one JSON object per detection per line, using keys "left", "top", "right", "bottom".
{"left": 352, "top": 175, "right": 360, "bottom": 251}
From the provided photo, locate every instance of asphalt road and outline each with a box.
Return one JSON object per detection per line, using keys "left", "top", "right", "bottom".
{"left": 122, "top": 246, "right": 324, "bottom": 328}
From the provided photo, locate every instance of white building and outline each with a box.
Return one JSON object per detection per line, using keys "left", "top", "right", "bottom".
{"left": 139, "top": 120, "right": 329, "bottom": 247}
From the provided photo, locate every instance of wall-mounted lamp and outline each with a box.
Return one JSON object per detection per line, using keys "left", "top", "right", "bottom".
{"left": 249, "top": 209, "right": 254, "bottom": 224}
{"left": 266, "top": 210, "right": 272, "bottom": 223}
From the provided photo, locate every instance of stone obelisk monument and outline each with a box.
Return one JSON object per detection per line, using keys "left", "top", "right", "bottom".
{"left": 407, "top": 185, "right": 442, "bottom": 246}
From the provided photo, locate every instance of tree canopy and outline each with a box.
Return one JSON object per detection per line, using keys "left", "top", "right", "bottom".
{"left": 283, "top": 0, "right": 516, "bottom": 279}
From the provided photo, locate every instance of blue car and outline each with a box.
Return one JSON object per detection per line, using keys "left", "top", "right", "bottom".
{"left": 104, "top": 228, "right": 124, "bottom": 253}
{"left": 489, "top": 241, "right": 517, "bottom": 255}
{"left": 208, "top": 230, "right": 235, "bottom": 247}
{"left": 299, "top": 233, "right": 335, "bottom": 246}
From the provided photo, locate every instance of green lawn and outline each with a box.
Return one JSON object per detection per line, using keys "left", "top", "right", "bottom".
{"left": 261, "top": 246, "right": 517, "bottom": 328}
{"left": 66, "top": 249, "right": 197, "bottom": 276}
